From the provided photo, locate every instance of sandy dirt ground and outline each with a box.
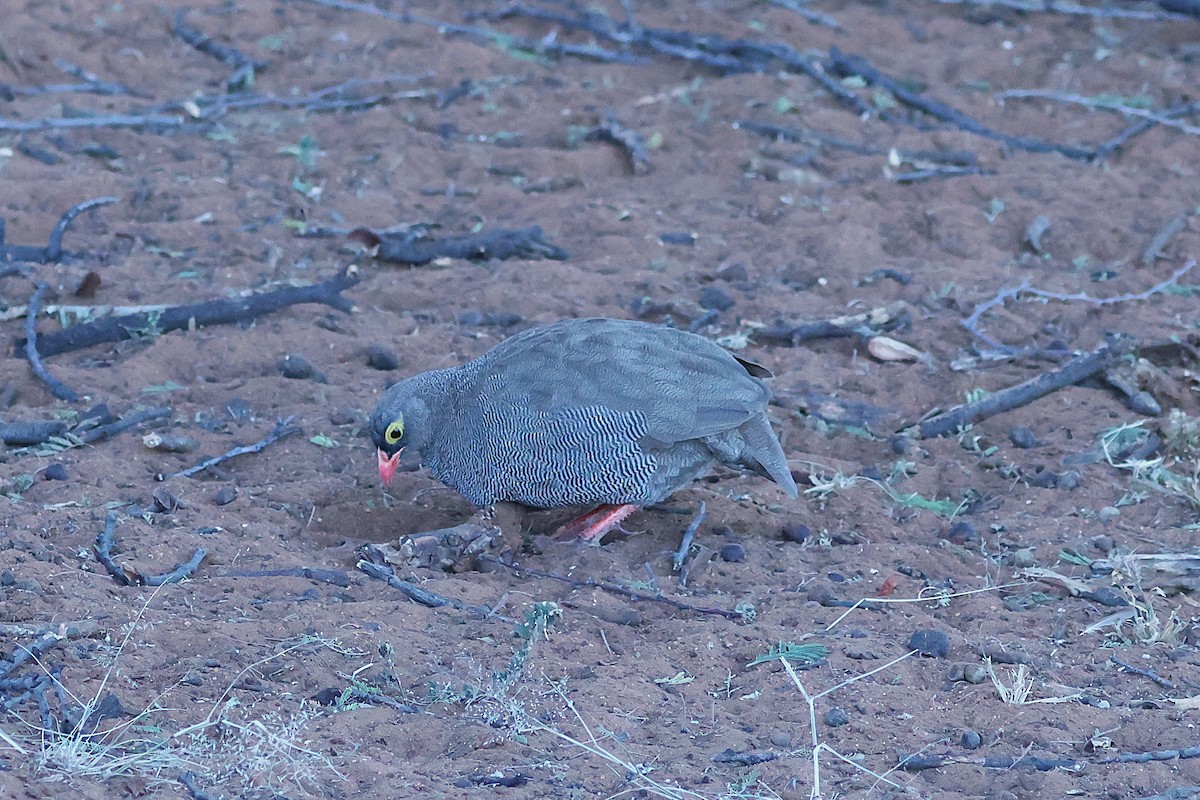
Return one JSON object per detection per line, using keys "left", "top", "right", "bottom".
{"left": 1, "top": 1, "right": 1199, "bottom": 798}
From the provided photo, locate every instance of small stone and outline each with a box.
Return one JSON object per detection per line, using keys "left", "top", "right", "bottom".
{"left": 1097, "top": 507, "right": 1120, "bottom": 524}
{"left": 1092, "top": 533, "right": 1115, "bottom": 552}
{"left": 180, "top": 672, "right": 204, "bottom": 687}
{"left": 328, "top": 408, "right": 358, "bottom": 426}
{"left": 719, "top": 543, "right": 746, "bottom": 563}
{"left": 944, "top": 521, "right": 977, "bottom": 545}
{"left": 1056, "top": 470, "right": 1081, "bottom": 490}
{"left": 660, "top": 231, "right": 697, "bottom": 246}
{"left": 142, "top": 432, "right": 200, "bottom": 453}
{"left": 0, "top": 571, "right": 14, "bottom": 586}
{"left": 858, "top": 465, "right": 884, "bottom": 481}
{"left": 698, "top": 285, "right": 735, "bottom": 312}
{"left": 458, "top": 311, "right": 523, "bottom": 327}
{"left": 824, "top": 707, "right": 850, "bottom": 727}
{"left": 889, "top": 435, "right": 912, "bottom": 454}
{"left": 1008, "top": 426, "right": 1037, "bottom": 449}
{"left": 1012, "top": 547, "right": 1036, "bottom": 568}
{"left": 364, "top": 345, "right": 400, "bottom": 371}
{"left": 768, "top": 731, "right": 791, "bottom": 748}
{"left": 782, "top": 523, "right": 812, "bottom": 544}
{"left": 715, "top": 262, "right": 748, "bottom": 282}
{"left": 711, "top": 525, "right": 735, "bottom": 537}
{"left": 962, "top": 664, "right": 988, "bottom": 684}
{"left": 1024, "top": 467, "right": 1058, "bottom": 488}
{"left": 225, "top": 398, "right": 254, "bottom": 424}
{"left": 203, "top": 659, "right": 220, "bottom": 668}
{"left": 277, "top": 354, "right": 327, "bottom": 382}
{"left": 213, "top": 486, "right": 237, "bottom": 506}
{"left": 908, "top": 629, "right": 951, "bottom": 658}
{"left": 961, "top": 730, "right": 982, "bottom": 750}
{"left": 42, "top": 464, "right": 68, "bottom": 481}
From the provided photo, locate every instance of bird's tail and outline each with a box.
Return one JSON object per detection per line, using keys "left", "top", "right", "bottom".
{"left": 740, "top": 415, "right": 798, "bottom": 498}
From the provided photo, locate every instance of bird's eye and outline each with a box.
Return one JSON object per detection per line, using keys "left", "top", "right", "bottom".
{"left": 384, "top": 420, "right": 404, "bottom": 445}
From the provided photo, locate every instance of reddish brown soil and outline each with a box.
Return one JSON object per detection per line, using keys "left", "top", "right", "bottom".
{"left": 2, "top": 1, "right": 1199, "bottom": 798}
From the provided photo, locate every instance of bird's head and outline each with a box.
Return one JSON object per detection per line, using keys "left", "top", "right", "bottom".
{"left": 368, "top": 377, "right": 436, "bottom": 488}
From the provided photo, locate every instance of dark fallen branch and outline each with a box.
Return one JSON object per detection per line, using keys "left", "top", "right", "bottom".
{"left": 172, "top": 10, "right": 267, "bottom": 89}
{"left": 0, "top": 420, "right": 68, "bottom": 447}
{"left": 1141, "top": 215, "right": 1188, "bottom": 266}
{"left": 735, "top": 119, "right": 881, "bottom": 155}
{"left": 0, "top": 632, "right": 69, "bottom": 681}
{"left": 0, "top": 196, "right": 117, "bottom": 264}
{"left": 24, "top": 285, "right": 79, "bottom": 402}
{"left": 77, "top": 406, "right": 171, "bottom": 444}
{"left": 756, "top": 302, "right": 909, "bottom": 346}
{"left": 217, "top": 567, "right": 351, "bottom": 587}
{"left": 1097, "top": 746, "right": 1200, "bottom": 764}
{"left": 300, "top": 0, "right": 641, "bottom": 64}
{"left": 892, "top": 165, "right": 992, "bottom": 183}
{"left": 480, "top": 556, "right": 744, "bottom": 620}
{"left": 1110, "top": 654, "right": 1177, "bottom": 691}
{"left": 933, "top": 0, "right": 1191, "bottom": 21}
{"left": 178, "top": 772, "right": 218, "bottom": 800}
{"left": 19, "top": 265, "right": 360, "bottom": 358}
{"left": 826, "top": 48, "right": 1093, "bottom": 161}
{"left": 94, "top": 512, "right": 206, "bottom": 587}
{"left": 356, "top": 560, "right": 493, "bottom": 617}
{"left": 164, "top": 417, "right": 301, "bottom": 480}
{"left": 1095, "top": 101, "right": 1200, "bottom": 161}
{"left": 917, "top": 335, "right": 1134, "bottom": 439}
{"left": 588, "top": 110, "right": 652, "bottom": 174}
{"left": 0, "top": 114, "right": 185, "bottom": 133}
{"left": 351, "top": 225, "right": 568, "bottom": 265}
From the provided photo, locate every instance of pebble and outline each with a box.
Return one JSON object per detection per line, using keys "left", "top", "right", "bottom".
{"left": 1024, "top": 467, "right": 1058, "bottom": 489}
{"left": 718, "top": 543, "right": 746, "bottom": 563}
{"left": 458, "top": 311, "right": 523, "bottom": 327}
{"left": 782, "top": 523, "right": 812, "bottom": 544}
{"left": 42, "top": 463, "right": 68, "bottom": 481}
{"left": 715, "top": 262, "right": 748, "bottom": 282}
{"left": 1092, "top": 533, "right": 1115, "bottom": 552}
{"left": 961, "top": 730, "right": 982, "bottom": 750}
{"left": 0, "top": 571, "right": 14, "bottom": 586}
{"left": 962, "top": 664, "right": 988, "bottom": 684}
{"left": 824, "top": 707, "right": 850, "bottom": 727}
{"left": 1008, "top": 426, "right": 1037, "bottom": 448}
{"left": 1012, "top": 547, "right": 1036, "bottom": 568}
{"left": 698, "top": 285, "right": 735, "bottom": 312}
{"left": 908, "top": 629, "right": 951, "bottom": 658}
{"left": 213, "top": 486, "right": 238, "bottom": 506}
{"left": 1097, "top": 507, "right": 1120, "bottom": 524}
{"left": 277, "top": 353, "right": 327, "bottom": 382}
{"left": 364, "top": 345, "right": 400, "bottom": 371}
{"left": 660, "top": 231, "right": 696, "bottom": 246}
{"left": 768, "top": 731, "right": 791, "bottom": 748}
{"left": 944, "top": 521, "right": 977, "bottom": 545}
{"left": 889, "top": 435, "right": 912, "bottom": 454}
{"left": 142, "top": 432, "right": 200, "bottom": 453}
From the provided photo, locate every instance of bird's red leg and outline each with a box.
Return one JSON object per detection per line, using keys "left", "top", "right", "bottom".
{"left": 554, "top": 503, "right": 640, "bottom": 542}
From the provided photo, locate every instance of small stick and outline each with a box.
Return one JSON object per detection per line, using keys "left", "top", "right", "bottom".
{"left": 1097, "top": 746, "right": 1200, "bottom": 764}
{"left": 353, "top": 225, "right": 568, "bottom": 265}
{"left": 21, "top": 266, "right": 360, "bottom": 358}
{"left": 0, "top": 114, "right": 185, "bottom": 133}
{"left": 178, "top": 772, "right": 218, "bottom": 800}
{"left": 672, "top": 501, "right": 706, "bottom": 587}
{"left": 588, "top": 110, "right": 652, "bottom": 174}
{"left": 24, "top": 284, "right": 79, "bottom": 402}
{"left": 997, "top": 90, "right": 1200, "bottom": 137}
{"left": 1110, "top": 654, "right": 1178, "bottom": 691}
{"left": 480, "top": 556, "right": 744, "bottom": 620}
{"left": 94, "top": 512, "right": 206, "bottom": 586}
{"left": 76, "top": 406, "right": 171, "bottom": 444}
{"left": 164, "top": 417, "right": 301, "bottom": 480}
{"left": 918, "top": 335, "right": 1134, "bottom": 438}
{"left": 931, "top": 0, "right": 1190, "bottom": 20}
{"left": 171, "top": 10, "right": 267, "bottom": 74}
{"left": 217, "top": 567, "right": 352, "bottom": 587}
{"left": 0, "top": 196, "right": 116, "bottom": 264}
{"left": 356, "top": 561, "right": 492, "bottom": 616}
{"left": 1140, "top": 215, "right": 1188, "bottom": 266}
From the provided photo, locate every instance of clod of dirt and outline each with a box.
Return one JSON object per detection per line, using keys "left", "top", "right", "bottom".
{"left": 961, "top": 730, "right": 983, "bottom": 750}
{"left": 1009, "top": 426, "right": 1038, "bottom": 448}
{"left": 719, "top": 542, "right": 746, "bottom": 562}
{"left": 213, "top": 486, "right": 237, "bottom": 506}
{"left": 698, "top": 284, "right": 735, "bottom": 311}
{"left": 943, "top": 521, "right": 977, "bottom": 545}
{"left": 277, "top": 353, "right": 327, "bottom": 382}
{"left": 41, "top": 463, "right": 68, "bottom": 481}
{"left": 364, "top": 344, "right": 400, "bottom": 371}
{"left": 782, "top": 523, "right": 812, "bottom": 543}
{"left": 824, "top": 707, "right": 850, "bottom": 727}
{"left": 908, "top": 629, "right": 951, "bottom": 658}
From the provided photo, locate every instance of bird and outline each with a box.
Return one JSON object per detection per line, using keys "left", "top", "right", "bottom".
{"left": 368, "top": 317, "right": 797, "bottom": 540}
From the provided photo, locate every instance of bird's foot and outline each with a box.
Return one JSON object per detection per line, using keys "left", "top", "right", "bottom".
{"left": 553, "top": 503, "right": 641, "bottom": 543}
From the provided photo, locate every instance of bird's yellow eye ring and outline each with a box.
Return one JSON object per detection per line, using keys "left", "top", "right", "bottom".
{"left": 384, "top": 420, "right": 404, "bottom": 445}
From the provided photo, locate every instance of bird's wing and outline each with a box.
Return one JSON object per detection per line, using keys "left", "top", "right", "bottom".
{"left": 470, "top": 319, "right": 768, "bottom": 444}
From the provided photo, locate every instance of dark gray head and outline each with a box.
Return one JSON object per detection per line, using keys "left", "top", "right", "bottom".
{"left": 368, "top": 373, "right": 442, "bottom": 486}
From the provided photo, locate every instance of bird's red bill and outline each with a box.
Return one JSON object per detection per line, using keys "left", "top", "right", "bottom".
{"left": 377, "top": 448, "right": 402, "bottom": 487}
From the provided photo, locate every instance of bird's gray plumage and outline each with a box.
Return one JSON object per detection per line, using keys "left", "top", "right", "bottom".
{"left": 369, "top": 317, "right": 798, "bottom": 508}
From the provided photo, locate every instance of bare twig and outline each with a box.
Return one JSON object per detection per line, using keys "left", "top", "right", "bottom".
{"left": 0, "top": 195, "right": 117, "bottom": 263}
{"left": 0, "top": 114, "right": 185, "bottom": 133}
{"left": 19, "top": 265, "right": 360, "bottom": 358}
{"left": 1141, "top": 215, "right": 1189, "bottom": 266}
{"left": 673, "top": 501, "right": 706, "bottom": 588}
{"left": 24, "top": 284, "right": 79, "bottom": 402}
{"left": 918, "top": 335, "right": 1135, "bottom": 438}
{"left": 76, "top": 406, "right": 171, "bottom": 444}
{"left": 172, "top": 9, "right": 267, "bottom": 89}
{"left": 352, "top": 225, "right": 568, "bottom": 265}
{"left": 164, "top": 417, "right": 302, "bottom": 480}
{"left": 932, "top": 0, "right": 1191, "bottom": 22}
{"left": 768, "top": 0, "right": 841, "bottom": 29}
{"left": 481, "top": 555, "right": 745, "bottom": 620}
{"left": 356, "top": 560, "right": 493, "bottom": 616}
{"left": 961, "top": 260, "right": 1197, "bottom": 348}
{"left": 94, "top": 512, "right": 207, "bottom": 586}
{"left": 1110, "top": 654, "right": 1178, "bottom": 691}
{"left": 588, "top": 110, "right": 652, "bottom": 174}
{"left": 997, "top": 90, "right": 1200, "bottom": 137}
